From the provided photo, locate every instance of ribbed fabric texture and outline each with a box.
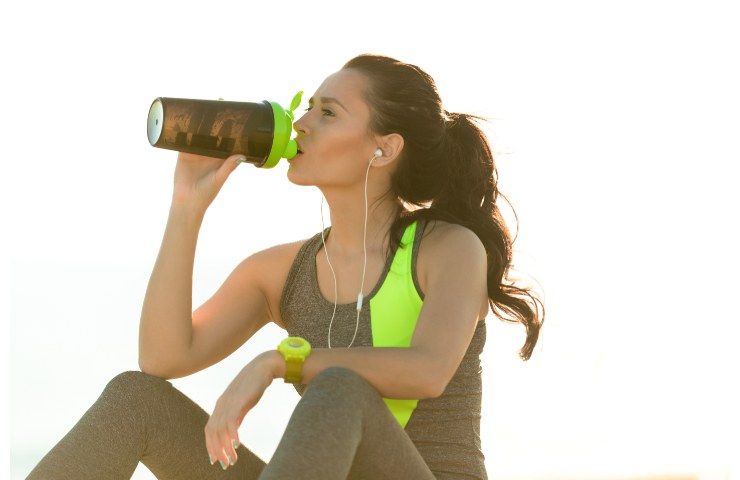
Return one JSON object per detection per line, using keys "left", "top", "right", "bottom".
{"left": 279, "top": 218, "right": 488, "bottom": 479}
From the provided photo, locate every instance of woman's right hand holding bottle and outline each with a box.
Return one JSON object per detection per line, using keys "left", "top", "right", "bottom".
{"left": 171, "top": 152, "right": 245, "bottom": 213}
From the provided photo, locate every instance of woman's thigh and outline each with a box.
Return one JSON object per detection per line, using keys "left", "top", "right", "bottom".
{"left": 262, "top": 366, "right": 437, "bottom": 480}
{"left": 104, "top": 370, "right": 268, "bottom": 480}
{"left": 333, "top": 368, "right": 436, "bottom": 480}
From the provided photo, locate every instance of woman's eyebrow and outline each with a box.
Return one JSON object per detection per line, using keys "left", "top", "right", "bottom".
{"left": 308, "top": 96, "right": 349, "bottom": 113}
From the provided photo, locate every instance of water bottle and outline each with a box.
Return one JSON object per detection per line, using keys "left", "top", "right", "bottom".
{"left": 147, "top": 90, "right": 303, "bottom": 168}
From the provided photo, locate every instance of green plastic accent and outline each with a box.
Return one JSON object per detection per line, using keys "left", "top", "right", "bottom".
{"left": 263, "top": 90, "right": 303, "bottom": 168}
{"left": 277, "top": 336, "right": 312, "bottom": 383}
{"left": 369, "top": 220, "right": 424, "bottom": 428}
{"left": 277, "top": 336, "right": 312, "bottom": 358}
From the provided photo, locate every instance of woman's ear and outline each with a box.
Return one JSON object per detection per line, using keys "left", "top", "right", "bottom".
{"left": 374, "top": 132, "right": 404, "bottom": 162}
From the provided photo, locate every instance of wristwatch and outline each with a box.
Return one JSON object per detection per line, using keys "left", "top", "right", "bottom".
{"left": 276, "top": 336, "right": 312, "bottom": 384}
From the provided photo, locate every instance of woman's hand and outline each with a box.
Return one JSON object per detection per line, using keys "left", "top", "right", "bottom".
{"left": 205, "top": 352, "right": 277, "bottom": 470}
{"left": 171, "top": 151, "right": 246, "bottom": 213}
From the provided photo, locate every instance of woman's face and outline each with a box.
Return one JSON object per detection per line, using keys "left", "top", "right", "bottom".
{"left": 289, "top": 69, "right": 378, "bottom": 186}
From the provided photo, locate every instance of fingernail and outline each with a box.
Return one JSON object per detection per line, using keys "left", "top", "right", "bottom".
{"left": 208, "top": 454, "right": 214, "bottom": 465}
{"left": 220, "top": 460, "right": 227, "bottom": 470}
{"left": 232, "top": 439, "right": 239, "bottom": 450}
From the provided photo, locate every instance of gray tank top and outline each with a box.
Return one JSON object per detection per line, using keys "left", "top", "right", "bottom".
{"left": 279, "top": 217, "right": 488, "bottom": 479}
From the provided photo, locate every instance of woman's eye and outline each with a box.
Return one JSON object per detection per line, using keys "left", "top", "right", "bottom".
{"left": 303, "top": 107, "right": 334, "bottom": 116}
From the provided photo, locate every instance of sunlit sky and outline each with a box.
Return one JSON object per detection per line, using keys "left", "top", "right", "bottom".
{"left": 3, "top": 0, "right": 739, "bottom": 479}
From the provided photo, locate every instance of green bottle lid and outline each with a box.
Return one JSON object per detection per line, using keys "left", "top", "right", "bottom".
{"left": 262, "top": 90, "right": 303, "bottom": 168}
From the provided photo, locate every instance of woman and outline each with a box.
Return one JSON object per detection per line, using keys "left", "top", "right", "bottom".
{"left": 26, "top": 54, "right": 543, "bottom": 480}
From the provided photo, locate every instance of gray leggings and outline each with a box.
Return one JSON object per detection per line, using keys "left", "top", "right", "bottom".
{"left": 26, "top": 366, "right": 439, "bottom": 480}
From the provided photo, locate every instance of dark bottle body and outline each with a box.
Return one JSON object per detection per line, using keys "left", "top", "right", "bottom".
{"left": 147, "top": 97, "right": 275, "bottom": 167}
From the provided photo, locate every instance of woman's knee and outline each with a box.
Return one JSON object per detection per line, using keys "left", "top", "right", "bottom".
{"left": 305, "top": 367, "right": 379, "bottom": 402}
{"left": 106, "top": 370, "right": 170, "bottom": 387}
{"left": 101, "top": 370, "right": 173, "bottom": 404}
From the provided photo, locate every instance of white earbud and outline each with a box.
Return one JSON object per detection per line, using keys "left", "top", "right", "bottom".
{"left": 374, "top": 148, "right": 383, "bottom": 157}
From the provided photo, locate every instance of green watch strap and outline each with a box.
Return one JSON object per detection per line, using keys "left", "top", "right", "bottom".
{"left": 284, "top": 357, "right": 303, "bottom": 383}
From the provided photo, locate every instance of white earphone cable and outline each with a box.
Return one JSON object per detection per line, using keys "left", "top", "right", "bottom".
{"left": 323, "top": 148, "right": 381, "bottom": 348}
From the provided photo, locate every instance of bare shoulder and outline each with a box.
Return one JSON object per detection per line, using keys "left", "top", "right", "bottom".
{"left": 418, "top": 219, "right": 489, "bottom": 320}
{"left": 420, "top": 219, "right": 479, "bottom": 250}
{"left": 255, "top": 236, "right": 314, "bottom": 331}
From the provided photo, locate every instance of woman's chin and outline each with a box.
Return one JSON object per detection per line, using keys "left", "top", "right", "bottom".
{"left": 286, "top": 162, "right": 313, "bottom": 185}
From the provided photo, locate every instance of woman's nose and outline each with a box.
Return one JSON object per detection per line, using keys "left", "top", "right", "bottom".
{"left": 293, "top": 119, "right": 306, "bottom": 135}
{"left": 293, "top": 108, "right": 314, "bottom": 132}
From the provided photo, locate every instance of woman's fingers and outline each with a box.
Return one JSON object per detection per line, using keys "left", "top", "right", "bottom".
{"left": 218, "top": 419, "right": 239, "bottom": 467}
{"left": 205, "top": 418, "right": 240, "bottom": 469}
{"left": 205, "top": 424, "right": 228, "bottom": 470}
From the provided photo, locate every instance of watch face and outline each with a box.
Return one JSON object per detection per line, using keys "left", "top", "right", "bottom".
{"left": 279, "top": 336, "right": 311, "bottom": 358}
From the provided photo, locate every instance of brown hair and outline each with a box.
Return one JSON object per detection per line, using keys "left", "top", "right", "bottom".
{"left": 342, "top": 53, "right": 545, "bottom": 360}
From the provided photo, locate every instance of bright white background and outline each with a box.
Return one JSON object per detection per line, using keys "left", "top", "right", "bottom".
{"left": 3, "top": 0, "right": 739, "bottom": 479}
